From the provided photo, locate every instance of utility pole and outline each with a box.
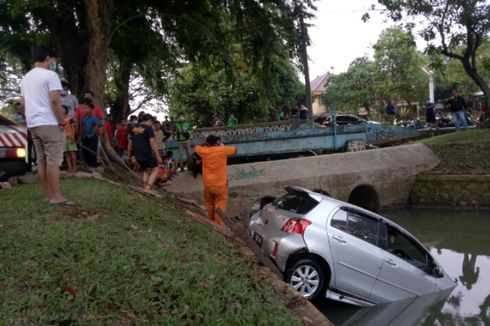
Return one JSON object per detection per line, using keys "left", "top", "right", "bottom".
{"left": 421, "top": 67, "right": 435, "bottom": 103}
{"left": 298, "top": 6, "right": 313, "bottom": 118}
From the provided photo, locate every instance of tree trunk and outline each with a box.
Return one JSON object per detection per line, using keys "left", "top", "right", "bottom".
{"left": 299, "top": 12, "right": 313, "bottom": 118}
{"left": 40, "top": 4, "right": 87, "bottom": 98}
{"left": 113, "top": 54, "right": 132, "bottom": 124}
{"left": 83, "top": 0, "right": 113, "bottom": 106}
{"left": 461, "top": 59, "right": 490, "bottom": 115}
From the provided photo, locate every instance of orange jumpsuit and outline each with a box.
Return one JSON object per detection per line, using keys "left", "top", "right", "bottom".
{"left": 195, "top": 145, "right": 237, "bottom": 225}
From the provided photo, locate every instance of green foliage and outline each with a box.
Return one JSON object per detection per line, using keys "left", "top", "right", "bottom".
{"left": 323, "top": 56, "right": 380, "bottom": 113}
{"left": 168, "top": 54, "right": 303, "bottom": 126}
{"left": 376, "top": 0, "right": 490, "bottom": 110}
{"left": 0, "top": 179, "right": 301, "bottom": 324}
{"left": 434, "top": 39, "right": 490, "bottom": 99}
{"left": 373, "top": 27, "right": 427, "bottom": 104}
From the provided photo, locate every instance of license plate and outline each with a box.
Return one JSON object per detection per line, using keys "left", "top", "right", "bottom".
{"left": 253, "top": 232, "right": 263, "bottom": 246}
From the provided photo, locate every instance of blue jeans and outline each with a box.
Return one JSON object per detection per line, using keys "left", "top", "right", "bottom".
{"left": 451, "top": 110, "right": 468, "bottom": 131}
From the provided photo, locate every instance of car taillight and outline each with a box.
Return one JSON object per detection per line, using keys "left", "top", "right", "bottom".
{"left": 281, "top": 218, "right": 311, "bottom": 236}
{"left": 16, "top": 147, "right": 26, "bottom": 158}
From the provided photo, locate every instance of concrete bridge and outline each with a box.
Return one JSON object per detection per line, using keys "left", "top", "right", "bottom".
{"left": 167, "top": 143, "right": 440, "bottom": 218}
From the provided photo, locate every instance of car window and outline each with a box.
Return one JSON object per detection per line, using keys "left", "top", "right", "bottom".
{"left": 272, "top": 191, "right": 319, "bottom": 214}
{"left": 384, "top": 225, "right": 428, "bottom": 270}
{"left": 331, "top": 209, "right": 347, "bottom": 231}
{"left": 330, "top": 209, "right": 379, "bottom": 246}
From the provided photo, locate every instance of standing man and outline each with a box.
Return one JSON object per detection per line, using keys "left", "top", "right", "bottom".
{"left": 227, "top": 113, "right": 238, "bottom": 127}
{"left": 162, "top": 115, "right": 174, "bottom": 142}
{"left": 127, "top": 114, "right": 162, "bottom": 195}
{"left": 19, "top": 46, "right": 71, "bottom": 205}
{"left": 195, "top": 135, "right": 237, "bottom": 225}
{"left": 60, "top": 80, "right": 79, "bottom": 119}
{"left": 174, "top": 112, "right": 192, "bottom": 171}
{"left": 448, "top": 89, "right": 469, "bottom": 131}
{"left": 385, "top": 100, "right": 396, "bottom": 125}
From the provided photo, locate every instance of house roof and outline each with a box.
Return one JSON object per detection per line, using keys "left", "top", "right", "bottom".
{"left": 310, "top": 72, "right": 330, "bottom": 94}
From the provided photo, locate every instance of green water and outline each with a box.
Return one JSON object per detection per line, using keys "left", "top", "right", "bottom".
{"left": 318, "top": 208, "right": 490, "bottom": 326}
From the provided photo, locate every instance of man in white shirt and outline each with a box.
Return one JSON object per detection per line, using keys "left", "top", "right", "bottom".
{"left": 19, "top": 46, "right": 73, "bottom": 205}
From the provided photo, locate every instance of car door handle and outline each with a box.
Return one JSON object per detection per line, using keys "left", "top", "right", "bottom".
{"left": 384, "top": 258, "right": 397, "bottom": 267}
{"left": 333, "top": 235, "right": 347, "bottom": 244}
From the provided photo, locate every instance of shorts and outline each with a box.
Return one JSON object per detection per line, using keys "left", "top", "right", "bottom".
{"left": 29, "top": 125, "right": 64, "bottom": 166}
{"left": 64, "top": 136, "right": 78, "bottom": 152}
{"left": 138, "top": 157, "right": 158, "bottom": 171}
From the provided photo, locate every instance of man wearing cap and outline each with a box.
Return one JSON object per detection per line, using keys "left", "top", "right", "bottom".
{"left": 195, "top": 135, "right": 237, "bottom": 225}
{"left": 19, "top": 46, "right": 72, "bottom": 205}
{"left": 60, "top": 81, "right": 79, "bottom": 119}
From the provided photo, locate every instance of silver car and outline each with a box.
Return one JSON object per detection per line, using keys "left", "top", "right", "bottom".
{"left": 247, "top": 186, "right": 456, "bottom": 305}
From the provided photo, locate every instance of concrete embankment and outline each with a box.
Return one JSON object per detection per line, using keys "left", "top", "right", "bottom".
{"left": 410, "top": 174, "right": 490, "bottom": 209}
{"left": 168, "top": 143, "right": 440, "bottom": 217}
{"left": 409, "top": 129, "right": 490, "bottom": 209}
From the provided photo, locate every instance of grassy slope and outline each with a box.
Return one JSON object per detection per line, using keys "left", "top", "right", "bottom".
{"left": 0, "top": 179, "right": 299, "bottom": 325}
{"left": 418, "top": 128, "right": 490, "bottom": 174}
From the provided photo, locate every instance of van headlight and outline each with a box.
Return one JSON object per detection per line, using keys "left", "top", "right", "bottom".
{"left": 16, "top": 148, "right": 26, "bottom": 158}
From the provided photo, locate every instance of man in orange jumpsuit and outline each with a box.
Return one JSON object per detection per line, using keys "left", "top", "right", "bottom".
{"left": 195, "top": 135, "right": 237, "bottom": 225}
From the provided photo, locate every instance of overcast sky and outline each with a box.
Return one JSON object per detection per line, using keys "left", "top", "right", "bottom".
{"left": 307, "top": 0, "right": 400, "bottom": 79}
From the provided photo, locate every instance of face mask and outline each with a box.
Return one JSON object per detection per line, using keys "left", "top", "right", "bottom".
{"left": 179, "top": 117, "right": 184, "bottom": 121}
{"left": 131, "top": 120, "right": 137, "bottom": 125}
{"left": 49, "top": 62, "right": 57, "bottom": 71}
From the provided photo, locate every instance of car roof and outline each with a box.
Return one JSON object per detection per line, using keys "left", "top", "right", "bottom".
{"left": 286, "top": 185, "right": 414, "bottom": 236}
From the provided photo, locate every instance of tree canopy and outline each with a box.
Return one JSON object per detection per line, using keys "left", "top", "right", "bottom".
{"left": 0, "top": 0, "right": 316, "bottom": 122}
{"left": 376, "top": 0, "right": 490, "bottom": 111}
{"left": 169, "top": 52, "right": 304, "bottom": 126}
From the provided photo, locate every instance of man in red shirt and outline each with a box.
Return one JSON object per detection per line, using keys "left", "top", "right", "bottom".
{"left": 195, "top": 135, "right": 237, "bottom": 225}
{"left": 115, "top": 120, "right": 129, "bottom": 156}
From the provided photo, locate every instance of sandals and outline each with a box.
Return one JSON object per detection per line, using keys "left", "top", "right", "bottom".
{"left": 49, "top": 199, "right": 76, "bottom": 206}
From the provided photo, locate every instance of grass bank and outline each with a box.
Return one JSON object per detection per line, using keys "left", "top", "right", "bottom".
{"left": 418, "top": 128, "right": 490, "bottom": 174}
{"left": 410, "top": 129, "right": 490, "bottom": 208}
{"left": 0, "top": 179, "right": 300, "bottom": 325}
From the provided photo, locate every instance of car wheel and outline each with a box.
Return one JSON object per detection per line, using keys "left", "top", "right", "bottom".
{"left": 286, "top": 259, "right": 326, "bottom": 300}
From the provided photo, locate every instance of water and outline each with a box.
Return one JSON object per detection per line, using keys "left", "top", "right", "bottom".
{"left": 317, "top": 208, "right": 490, "bottom": 326}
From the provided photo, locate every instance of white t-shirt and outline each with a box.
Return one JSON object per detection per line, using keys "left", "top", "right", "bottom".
{"left": 20, "top": 67, "right": 63, "bottom": 128}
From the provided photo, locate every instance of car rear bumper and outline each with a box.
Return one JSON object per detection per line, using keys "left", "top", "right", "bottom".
{"left": 0, "top": 159, "right": 29, "bottom": 181}
{"left": 248, "top": 212, "right": 307, "bottom": 272}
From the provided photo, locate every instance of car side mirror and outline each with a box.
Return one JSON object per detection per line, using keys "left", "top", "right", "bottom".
{"left": 431, "top": 265, "right": 443, "bottom": 278}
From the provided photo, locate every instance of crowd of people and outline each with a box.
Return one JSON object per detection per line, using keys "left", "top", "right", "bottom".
{"left": 17, "top": 46, "right": 238, "bottom": 224}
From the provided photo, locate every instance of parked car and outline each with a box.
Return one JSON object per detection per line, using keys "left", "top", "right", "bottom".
{"left": 314, "top": 114, "right": 380, "bottom": 127}
{"left": 247, "top": 186, "right": 456, "bottom": 305}
{"left": 0, "top": 115, "right": 29, "bottom": 181}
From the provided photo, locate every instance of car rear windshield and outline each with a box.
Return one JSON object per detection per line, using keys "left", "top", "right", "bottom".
{"left": 272, "top": 190, "right": 319, "bottom": 214}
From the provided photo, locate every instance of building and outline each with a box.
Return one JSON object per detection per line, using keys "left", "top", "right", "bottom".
{"left": 310, "top": 72, "right": 331, "bottom": 115}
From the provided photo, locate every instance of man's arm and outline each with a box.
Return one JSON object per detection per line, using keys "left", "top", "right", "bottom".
{"left": 19, "top": 97, "right": 25, "bottom": 115}
{"left": 49, "top": 90, "right": 65, "bottom": 125}
{"left": 149, "top": 138, "right": 162, "bottom": 163}
{"left": 127, "top": 138, "right": 133, "bottom": 160}
{"left": 225, "top": 146, "right": 237, "bottom": 157}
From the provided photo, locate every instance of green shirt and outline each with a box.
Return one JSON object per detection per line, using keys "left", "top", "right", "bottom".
{"left": 174, "top": 121, "right": 192, "bottom": 142}
{"left": 227, "top": 117, "right": 238, "bottom": 126}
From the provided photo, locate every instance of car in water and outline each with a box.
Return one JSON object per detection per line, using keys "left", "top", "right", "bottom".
{"left": 0, "top": 115, "right": 29, "bottom": 181}
{"left": 247, "top": 186, "right": 456, "bottom": 305}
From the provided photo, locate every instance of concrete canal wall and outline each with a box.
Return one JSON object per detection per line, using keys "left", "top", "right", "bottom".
{"left": 167, "top": 143, "right": 440, "bottom": 217}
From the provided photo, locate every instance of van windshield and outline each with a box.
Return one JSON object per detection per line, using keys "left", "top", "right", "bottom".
{"left": 272, "top": 190, "right": 319, "bottom": 214}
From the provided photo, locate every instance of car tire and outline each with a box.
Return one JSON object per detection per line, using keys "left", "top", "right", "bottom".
{"left": 285, "top": 258, "right": 326, "bottom": 301}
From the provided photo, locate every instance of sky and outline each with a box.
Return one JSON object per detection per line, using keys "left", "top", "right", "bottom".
{"left": 307, "top": 0, "right": 401, "bottom": 79}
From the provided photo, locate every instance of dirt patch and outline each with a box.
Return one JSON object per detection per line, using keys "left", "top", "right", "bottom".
{"left": 56, "top": 206, "right": 104, "bottom": 220}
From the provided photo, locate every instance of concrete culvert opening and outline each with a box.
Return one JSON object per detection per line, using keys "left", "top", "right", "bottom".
{"left": 348, "top": 185, "right": 380, "bottom": 212}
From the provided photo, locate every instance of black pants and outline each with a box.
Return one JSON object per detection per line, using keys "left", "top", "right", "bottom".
{"left": 82, "top": 136, "right": 98, "bottom": 168}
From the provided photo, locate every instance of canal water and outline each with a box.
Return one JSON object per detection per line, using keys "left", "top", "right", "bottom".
{"left": 317, "top": 208, "right": 490, "bottom": 326}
